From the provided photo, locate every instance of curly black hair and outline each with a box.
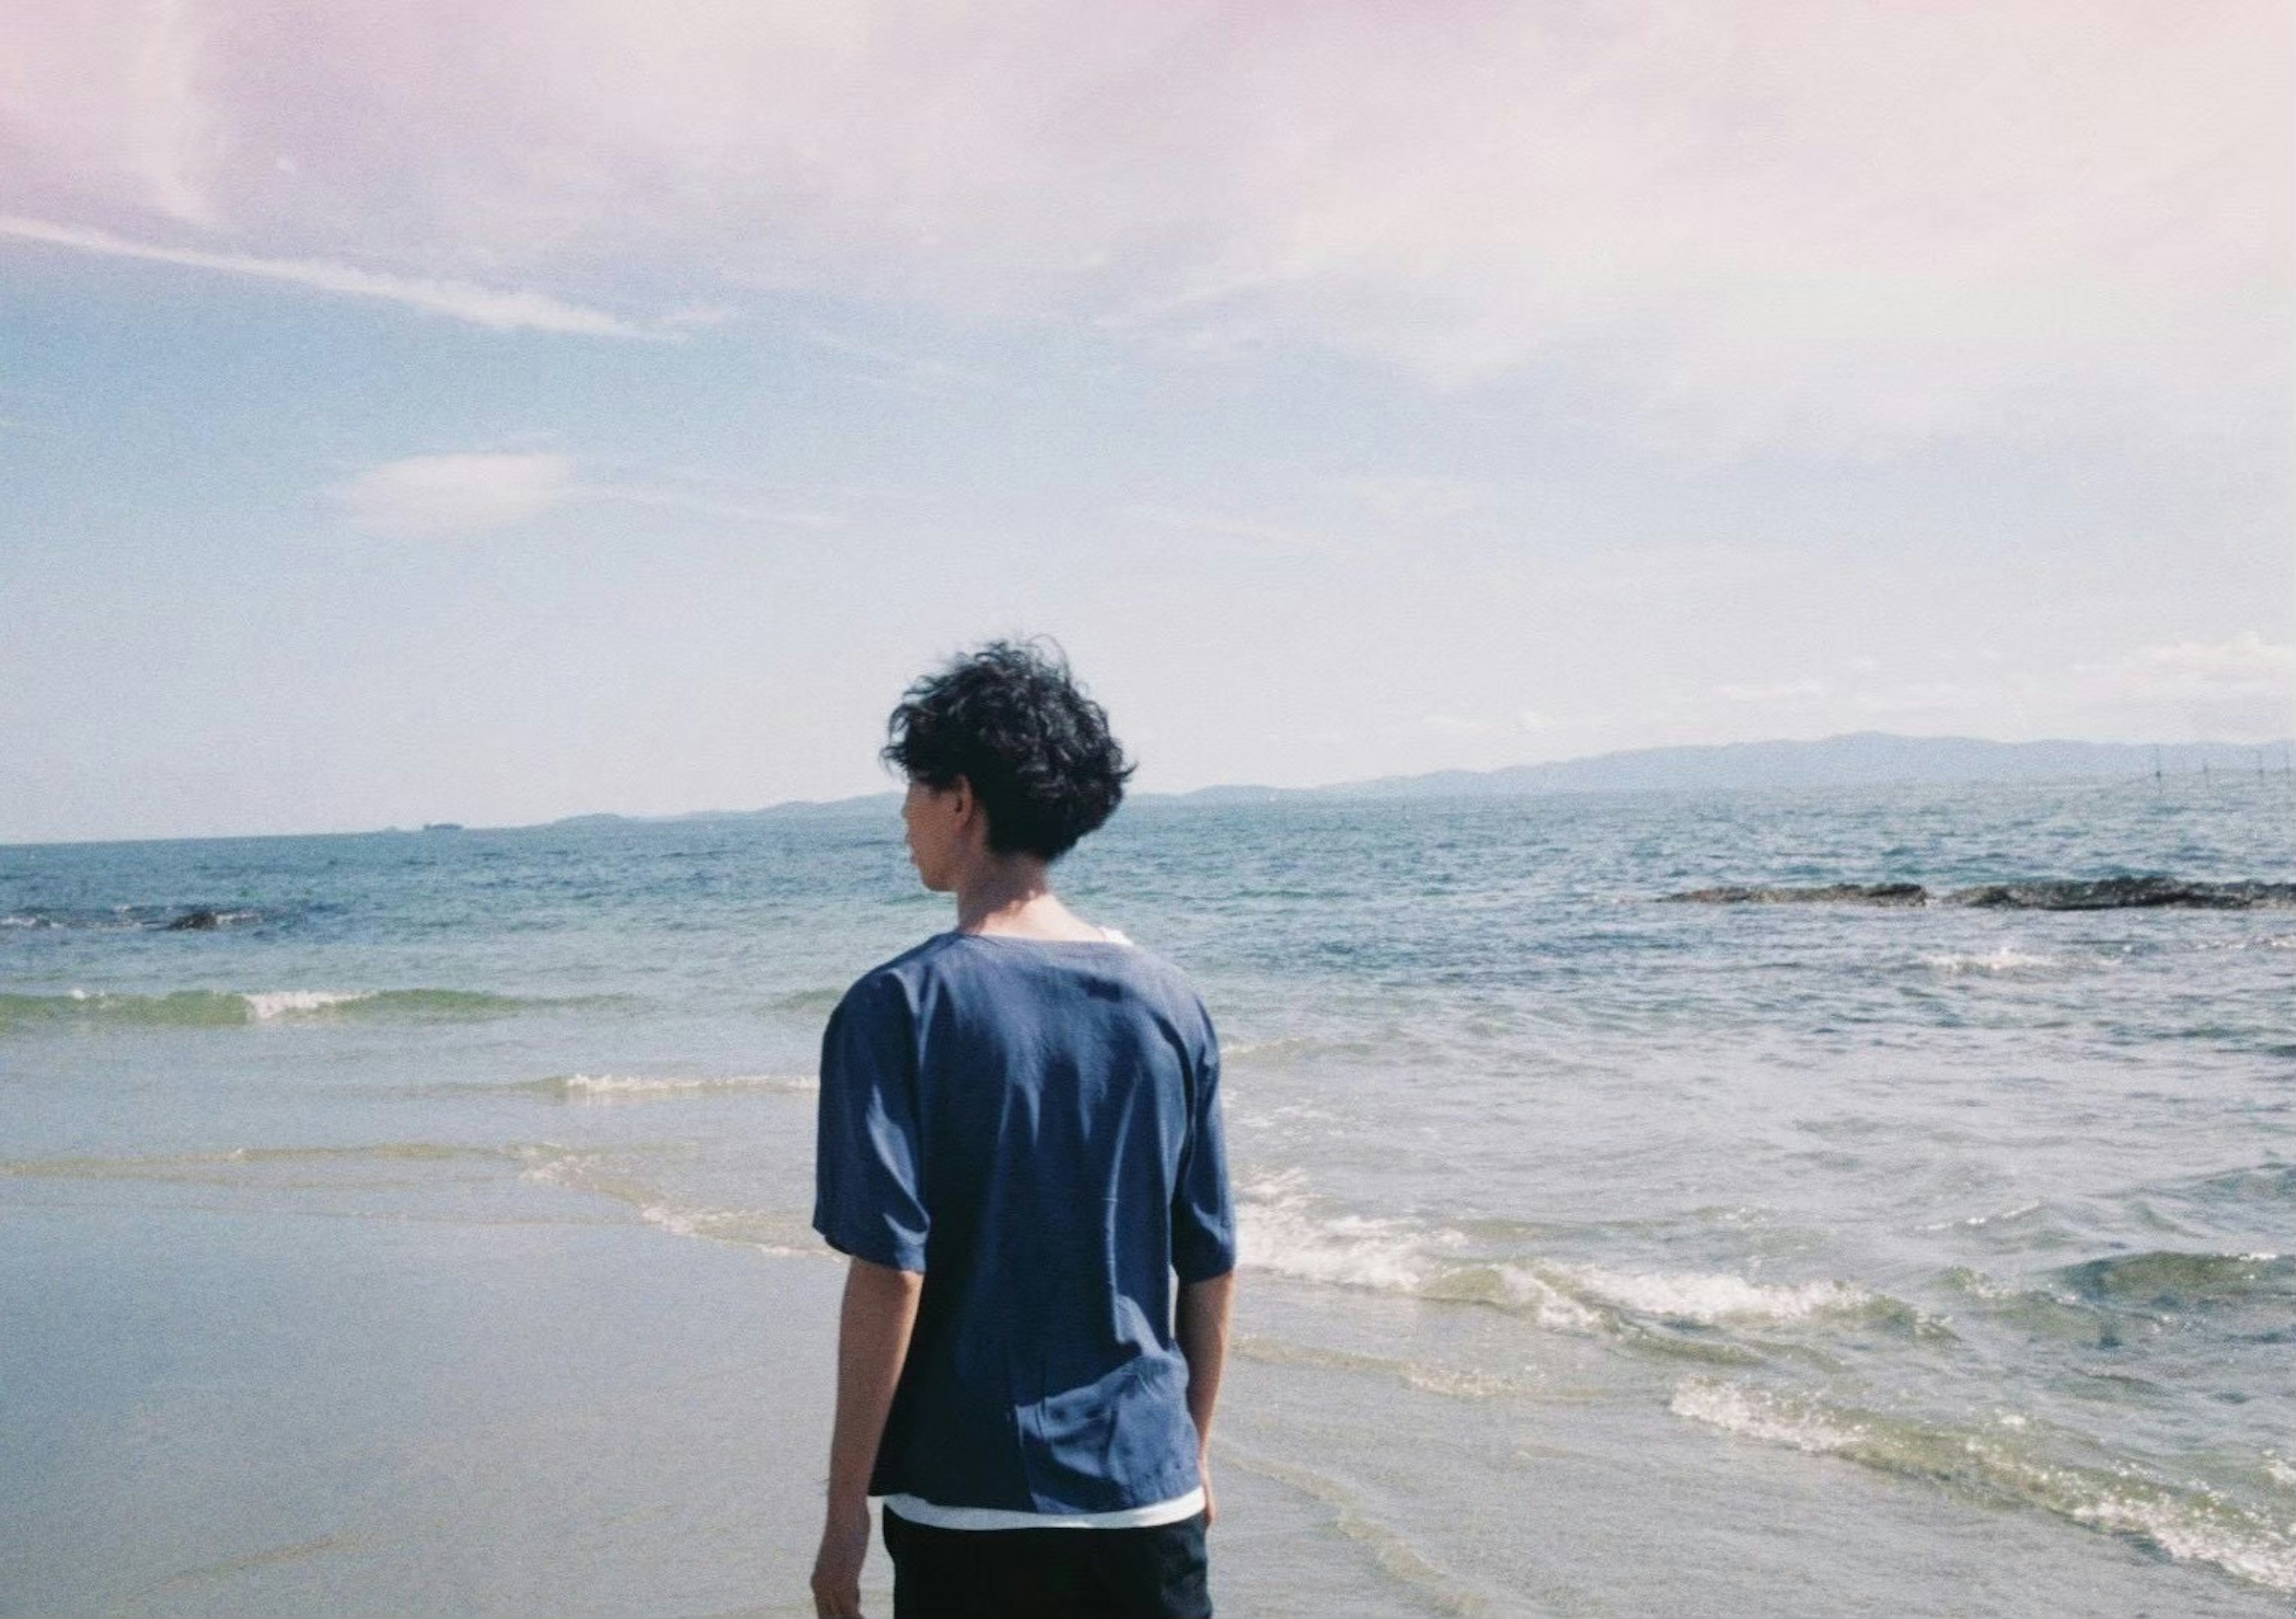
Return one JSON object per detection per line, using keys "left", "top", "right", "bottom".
{"left": 882, "top": 639, "right": 1135, "bottom": 862}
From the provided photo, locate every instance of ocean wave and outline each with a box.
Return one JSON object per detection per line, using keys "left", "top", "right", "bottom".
{"left": 2195, "top": 933, "right": 2296, "bottom": 954}
{"left": 0, "top": 986, "right": 544, "bottom": 1031}
{"left": 0, "top": 1142, "right": 509, "bottom": 1183}
{"left": 1919, "top": 948, "right": 2060, "bottom": 974}
{"left": 1235, "top": 1176, "right": 1601, "bottom": 1334}
{"left": 1671, "top": 1379, "right": 2296, "bottom": 1593}
{"left": 1919, "top": 1200, "right": 2045, "bottom": 1233}
{"left": 1236, "top": 1175, "right": 1900, "bottom": 1339}
{"left": 1232, "top": 1334, "right": 1531, "bottom": 1400}
{"left": 2171, "top": 1163, "right": 2296, "bottom": 1206}
{"left": 1213, "top": 1439, "right": 1486, "bottom": 1614}
{"left": 1562, "top": 1266, "right": 1878, "bottom": 1325}
{"left": 2051, "top": 1250, "right": 2294, "bottom": 1308}
{"left": 521, "top": 1072, "right": 817, "bottom": 1102}
{"left": 512, "top": 1144, "right": 816, "bottom": 1256}
{"left": 1941, "top": 1251, "right": 2296, "bottom": 1348}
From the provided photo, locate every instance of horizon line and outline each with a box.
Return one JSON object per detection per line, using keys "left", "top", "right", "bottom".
{"left": 7, "top": 729, "right": 2291, "bottom": 852}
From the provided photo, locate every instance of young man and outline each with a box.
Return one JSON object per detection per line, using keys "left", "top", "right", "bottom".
{"left": 810, "top": 640, "right": 1237, "bottom": 1619}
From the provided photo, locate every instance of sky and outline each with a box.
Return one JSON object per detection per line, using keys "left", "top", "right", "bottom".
{"left": 2, "top": 1, "right": 2291, "bottom": 844}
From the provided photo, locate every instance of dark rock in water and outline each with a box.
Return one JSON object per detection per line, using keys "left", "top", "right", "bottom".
{"left": 1662, "top": 875, "right": 2296, "bottom": 909}
{"left": 1662, "top": 884, "right": 1929, "bottom": 906}
{"left": 164, "top": 908, "right": 223, "bottom": 931}
{"left": 1945, "top": 878, "right": 2296, "bottom": 911}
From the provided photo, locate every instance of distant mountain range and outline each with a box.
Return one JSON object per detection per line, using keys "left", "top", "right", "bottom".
{"left": 546, "top": 732, "right": 2295, "bottom": 827}
{"left": 1169, "top": 732, "right": 2296, "bottom": 803}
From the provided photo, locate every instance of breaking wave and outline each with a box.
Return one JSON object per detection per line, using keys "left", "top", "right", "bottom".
{"left": 1671, "top": 1379, "right": 2296, "bottom": 1593}
{"left": 0, "top": 987, "right": 548, "bottom": 1031}
{"left": 2050, "top": 1250, "right": 2293, "bottom": 1308}
{"left": 1562, "top": 1266, "right": 1878, "bottom": 1325}
{"left": 1235, "top": 1175, "right": 1904, "bottom": 1340}
{"left": 511, "top": 1072, "right": 818, "bottom": 1103}
{"left": 511, "top": 1144, "right": 818, "bottom": 1256}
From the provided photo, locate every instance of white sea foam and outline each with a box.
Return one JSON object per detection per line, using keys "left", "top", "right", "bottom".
{"left": 242, "top": 989, "right": 377, "bottom": 1020}
{"left": 1921, "top": 1201, "right": 2042, "bottom": 1232}
{"left": 2068, "top": 1485, "right": 2296, "bottom": 1593}
{"left": 1234, "top": 1175, "right": 1605, "bottom": 1333}
{"left": 1671, "top": 1379, "right": 1864, "bottom": 1453}
{"left": 1237, "top": 1174, "right": 1448, "bottom": 1294}
{"left": 1488, "top": 1265, "right": 1608, "bottom": 1333}
{"left": 551, "top": 1072, "right": 816, "bottom": 1101}
{"left": 2265, "top": 1456, "right": 2296, "bottom": 1490}
{"left": 1674, "top": 1379, "right": 2296, "bottom": 1593}
{"left": 636, "top": 1201, "right": 805, "bottom": 1256}
{"left": 1568, "top": 1266, "right": 1873, "bottom": 1324}
{"left": 1235, "top": 1179, "right": 1863, "bottom": 1334}
{"left": 512, "top": 1144, "right": 821, "bottom": 1259}
{"left": 512, "top": 1142, "right": 595, "bottom": 1189}
{"left": 1920, "top": 946, "right": 2059, "bottom": 974}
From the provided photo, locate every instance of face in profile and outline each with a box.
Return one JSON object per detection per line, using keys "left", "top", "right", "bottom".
{"left": 900, "top": 779, "right": 964, "bottom": 892}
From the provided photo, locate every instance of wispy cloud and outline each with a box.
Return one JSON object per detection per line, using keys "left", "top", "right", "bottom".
{"left": 4, "top": 2, "right": 2279, "bottom": 456}
{"left": 0, "top": 216, "right": 652, "bottom": 337}
{"left": 331, "top": 453, "right": 575, "bottom": 537}
{"left": 2082, "top": 631, "right": 2295, "bottom": 702}
{"left": 328, "top": 452, "right": 844, "bottom": 537}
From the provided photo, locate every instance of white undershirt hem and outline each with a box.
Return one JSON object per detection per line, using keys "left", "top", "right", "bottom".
{"left": 880, "top": 1486, "right": 1204, "bottom": 1532}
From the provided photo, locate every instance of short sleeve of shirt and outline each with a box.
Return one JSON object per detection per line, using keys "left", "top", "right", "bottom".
{"left": 1171, "top": 1015, "right": 1236, "bottom": 1284}
{"left": 813, "top": 974, "right": 930, "bottom": 1273}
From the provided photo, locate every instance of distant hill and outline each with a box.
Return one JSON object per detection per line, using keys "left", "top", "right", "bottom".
{"left": 1152, "top": 733, "right": 2295, "bottom": 804}
{"left": 1320, "top": 732, "right": 2296, "bottom": 798}
{"left": 546, "top": 734, "right": 2292, "bottom": 827}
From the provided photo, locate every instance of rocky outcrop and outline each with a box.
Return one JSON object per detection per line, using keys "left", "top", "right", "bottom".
{"left": 1662, "top": 884, "right": 1929, "bottom": 906}
{"left": 1661, "top": 877, "right": 2296, "bottom": 909}
{"left": 1944, "top": 878, "right": 2296, "bottom": 911}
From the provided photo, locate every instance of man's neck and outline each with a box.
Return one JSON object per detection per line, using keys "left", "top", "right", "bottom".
{"left": 953, "top": 858, "right": 1098, "bottom": 938}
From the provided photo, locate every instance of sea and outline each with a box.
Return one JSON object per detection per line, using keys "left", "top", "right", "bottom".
{"left": 4, "top": 775, "right": 2292, "bottom": 1617}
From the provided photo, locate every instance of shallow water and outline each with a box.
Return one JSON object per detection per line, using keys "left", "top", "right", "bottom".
{"left": 4, "top": 775, "right": 2292, "bottom": 1614}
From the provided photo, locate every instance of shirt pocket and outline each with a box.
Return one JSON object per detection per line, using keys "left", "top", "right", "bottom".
{"left": 1031, "top": 1354, "right": 1190, "bottom": 1505}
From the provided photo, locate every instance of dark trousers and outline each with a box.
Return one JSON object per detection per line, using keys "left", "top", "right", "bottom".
{"left": 882, "top": 1506, "right": 1213, "bottom": 1619}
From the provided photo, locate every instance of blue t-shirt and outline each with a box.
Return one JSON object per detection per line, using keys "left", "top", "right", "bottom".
{"left": 811, "top": 931, "right": 1235, "bottom": 1516}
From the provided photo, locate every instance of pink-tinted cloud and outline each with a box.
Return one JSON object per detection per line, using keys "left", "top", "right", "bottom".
{"left": 0, "top": 215, "right": 650, "bottom": 333}
{"left": 2, "top": 2, "right": 2285, "bottom": 452}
